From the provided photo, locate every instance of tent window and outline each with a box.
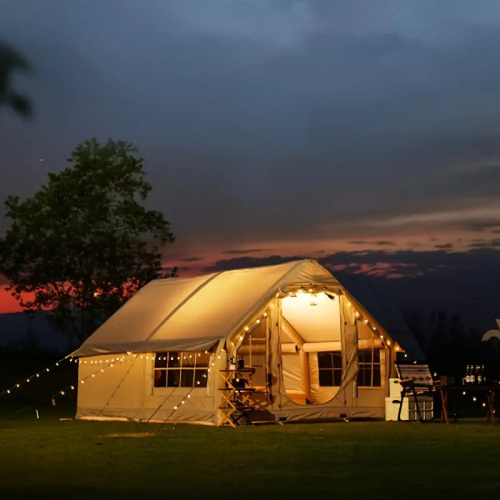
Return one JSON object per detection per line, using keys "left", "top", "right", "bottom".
{"left": 357, "top": 349, "right": 381, "bottom": 387}
{"left": 318, "top": 352, "right": 343, "bottom": 387}
{"left": 153, "top": 352, "right": 209, "bottom": 388}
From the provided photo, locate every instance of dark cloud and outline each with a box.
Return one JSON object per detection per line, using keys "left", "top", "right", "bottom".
{"left": 434, "top": 243, "right": 453, "bottom": 249}
{"left": 221, "top": 248, "right": 271, "bottom": 255}
{"left": 0, "top": 1, "right": 499, "bottom": 244}
{"left": 205, "top": 255, "right": 302, "bottom": 273}
{"left": 467, "top": 238, "right": 500, "bottom": 249}
{"left": 180, "top": 257, "right": 202, "bottom": 262}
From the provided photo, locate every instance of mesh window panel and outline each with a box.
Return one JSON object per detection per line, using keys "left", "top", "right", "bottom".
{"left": 194, "top": 369, "right": 208, "bottom": 388}
{"left": 319, "top": 370, "right": 334, "bottom": 387}
{"left": 155, "top": 355, "right": 167, "bottom": 369}
{"left": 169, "top": 354, "right": 181, "bottom": 368}
{"left": 357, "top": 367, "right": 371, "bottom": 387}
{"left": 181, "top": 370, "right": 194, "bottom": 387}
{"left": 167, "top": 370, "right": 181, "bottom": 387}
{"left": 318, "top": 353, "right": 334, "bottom": 369}
{"left": 333, "top": 369, "right": 342, "bottom": 386}
{"left": 154, "top": 370, "right": 166, "bottom": 387}
{"left": 196, "top": 353, "right": 210, "bottom": 367}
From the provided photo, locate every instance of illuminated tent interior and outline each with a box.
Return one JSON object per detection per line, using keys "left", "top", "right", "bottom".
{"left": 73, "top": 260, "right": 423, "bottom": 425}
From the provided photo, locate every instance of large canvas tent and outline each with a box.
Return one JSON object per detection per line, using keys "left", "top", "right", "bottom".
{"left": 73, "top": 259, "right": 423, "bottom": 425}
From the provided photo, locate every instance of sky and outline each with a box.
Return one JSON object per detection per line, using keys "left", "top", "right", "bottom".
{"left": 0, "top": 1, "right": 499, "bottom": 329}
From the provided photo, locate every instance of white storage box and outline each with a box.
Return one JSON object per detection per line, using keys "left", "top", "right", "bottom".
{"left": 389, "top": 378, "right": 402, "bottom": 398}
{"left": 385, "top": 396, "right": 434, "bottom": 421}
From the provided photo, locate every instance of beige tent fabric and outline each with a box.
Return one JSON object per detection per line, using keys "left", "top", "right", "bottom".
{"left": 74, "top": 260, "right": 341, "bottom": 357}
{"left": 75, "top": 259, "right": 395, "bottom": 424}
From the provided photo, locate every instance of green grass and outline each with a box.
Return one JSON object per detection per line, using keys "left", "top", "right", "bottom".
{"left": 0, "top": 417, "right": 499, "bottom": 499}
{"left": 1, "top": 357, "right": 499, "bottom": 498}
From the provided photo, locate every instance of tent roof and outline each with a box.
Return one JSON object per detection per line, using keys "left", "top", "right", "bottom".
{"left": 74, "top": 259, "right": 341, "bottom": 356}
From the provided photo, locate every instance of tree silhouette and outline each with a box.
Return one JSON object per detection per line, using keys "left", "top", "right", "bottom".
{"left": 0, "top": 139, "right": 175, "bottom": 341}
{"left": 0, "top": 40, "right": 32, "bottom": 117}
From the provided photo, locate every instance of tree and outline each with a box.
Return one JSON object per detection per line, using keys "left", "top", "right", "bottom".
{"left": 0, "top": 139, "right": 175, "bottom": 341}
{"left": 0, "top": 40, "right": 32, "bottom": 117}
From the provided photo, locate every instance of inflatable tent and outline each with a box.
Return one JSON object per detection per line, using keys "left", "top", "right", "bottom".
{"left": 73, "top": 259, "right": 423, "bottom": 425}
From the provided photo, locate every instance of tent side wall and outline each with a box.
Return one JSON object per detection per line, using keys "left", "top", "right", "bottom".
{"left": 76, "top": 352, "right": 223, "bottom": 424}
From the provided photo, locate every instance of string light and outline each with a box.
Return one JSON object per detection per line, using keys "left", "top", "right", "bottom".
{"left": 0, "top": 355, "right": 71, "bottom": 397}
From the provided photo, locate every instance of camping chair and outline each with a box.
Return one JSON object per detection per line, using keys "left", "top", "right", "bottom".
{"left": 396, "top": 363, "right": 434, "bottom": 422}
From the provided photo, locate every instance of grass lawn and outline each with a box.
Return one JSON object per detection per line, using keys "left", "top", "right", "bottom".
{"left": 0, "top": 415, "right": 499, "bottom": 499}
